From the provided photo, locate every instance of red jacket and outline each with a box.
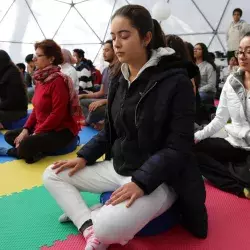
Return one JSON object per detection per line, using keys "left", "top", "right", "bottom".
{"left": 25, "top": 75, "right": 79, "bottom": 136}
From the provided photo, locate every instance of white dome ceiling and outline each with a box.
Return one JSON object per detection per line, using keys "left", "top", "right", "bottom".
{"left": 0, "top": 0, "right": 249, "bottom": 65}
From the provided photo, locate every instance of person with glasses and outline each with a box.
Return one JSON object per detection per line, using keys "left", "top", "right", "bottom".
{"left": 0, "top": 39, "right": 83, "bottom": 164}
{"left": 194, "top": 32, "right": 250, "bottom": 199}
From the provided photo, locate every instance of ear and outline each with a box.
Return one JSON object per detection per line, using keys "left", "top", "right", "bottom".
{"left": 50, "top": 56, "right": 55, "bottom": 64}
{"left": 143, "top": 31, "right": 153, "bottom": 47}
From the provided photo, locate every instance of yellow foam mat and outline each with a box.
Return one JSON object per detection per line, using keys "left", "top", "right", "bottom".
{"left": 0, "top": 148, "right": 105, "bottom": 196}
{"left": 0, "top": 149, "right": 78, "bottom": 196}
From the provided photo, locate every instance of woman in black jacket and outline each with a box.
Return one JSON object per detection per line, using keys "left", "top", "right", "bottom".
{"left": 43, "top": 5, "right": 207, "bottom": 250}
{"left": 0, "top": 50, "right": 28, "bottom": 128}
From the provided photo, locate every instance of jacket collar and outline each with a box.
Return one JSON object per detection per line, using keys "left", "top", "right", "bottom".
{"left": 121, "top": 47, "right": 175, "bottom": 85}
{"left": 229, "top": 68, "right": 247, "bottom": 116}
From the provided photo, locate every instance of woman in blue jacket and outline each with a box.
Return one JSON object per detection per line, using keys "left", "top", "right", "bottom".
{"left": 43, "top": 5, "right": 207, "bottom": 250}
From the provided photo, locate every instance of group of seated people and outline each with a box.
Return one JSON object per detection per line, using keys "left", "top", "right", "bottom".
{"left": 0, "top": 4, "right": 250, "bottom": 250}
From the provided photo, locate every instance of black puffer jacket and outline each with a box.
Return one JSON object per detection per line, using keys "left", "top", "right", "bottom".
{"left": 78, "top": 53, "right": 207, "bottom": 238}
{"left": 0, "top": 50, "right": 28, "bottom": 111}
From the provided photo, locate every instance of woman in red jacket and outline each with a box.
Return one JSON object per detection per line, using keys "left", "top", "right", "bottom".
{"left": 1, "top": 39, "right": 83, "bottom": 163}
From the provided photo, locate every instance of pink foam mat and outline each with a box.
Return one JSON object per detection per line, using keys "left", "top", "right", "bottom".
{"left": 41, "top": 183, "right": 250, "bottom": 250}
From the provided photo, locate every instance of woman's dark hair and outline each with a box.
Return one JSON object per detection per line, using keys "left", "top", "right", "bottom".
{"left": 195, "top": 43, "right": 216, "bottom": 70}
{"left": 0, "top": 50, "right": 11, "bottom": 74}
{"left": 165, "top": 35, "right": 191, "bottom": 61}
{"left": 233, "top": 8, "right": 243, "bottom": 17}
{"left": 16, "top": 63, "right": 26, "bottom": 71}
{"left": 112, "top": 5, "right": 166, "bottom": 54}
{"left": 73, "top": 48, "right": 85, "bottom": 60}
{"left": 35, "top": 39, "right": 63, "bottom": 65}
{"left": 185, "top": 42, "right": 195, "bottom": 63}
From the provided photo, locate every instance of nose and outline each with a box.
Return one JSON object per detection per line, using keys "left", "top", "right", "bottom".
{"left": 113, "top": 38, "right": 121, "bottom": 49}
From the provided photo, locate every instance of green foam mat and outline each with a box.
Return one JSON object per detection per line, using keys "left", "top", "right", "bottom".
{"left": 0, "top": 186, "right": 100, "bottom": 250}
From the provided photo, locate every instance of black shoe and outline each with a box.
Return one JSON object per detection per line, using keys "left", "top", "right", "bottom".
{"left": 25, "top": 152, "right": 44, "bottom": 164}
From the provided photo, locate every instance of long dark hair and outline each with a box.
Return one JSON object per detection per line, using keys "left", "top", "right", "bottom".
{"left": 0, "top": 50, "right": 19, "bottom": 78}
{"left": 195, "top": 43, "right": 216, "bottom": 70}
{"left": 165, "top": 35, "right": 191, "bottom": 61}
{"left": 185, "top": 42, "right": 195, "bottom": 63}
{"left": 112, "top": 5, "right": 166, "bottom": 55}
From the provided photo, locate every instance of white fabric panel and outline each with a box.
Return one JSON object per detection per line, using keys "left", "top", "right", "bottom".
{"left": 27, "top": 0, "right": 70, "bottom": 39}
{"left": 0, "top": 0, "right": 249, "bottom": 65}
{"left": 180, "top": 34, "right": 214, "bottom": 48}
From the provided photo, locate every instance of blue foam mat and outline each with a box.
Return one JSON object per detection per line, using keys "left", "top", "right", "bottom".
{"left": 0, "top": 126, "right": 99, "bottom": 164}
{"left": 0, "top": 133, "right": 14, "bottom": 163}
{"left": 78, "top": 126, "right": 98, "bottom": 144}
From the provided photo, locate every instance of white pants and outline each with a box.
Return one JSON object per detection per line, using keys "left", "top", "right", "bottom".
{"left": 43, "top": 160, "right": 177, "bottom": 245}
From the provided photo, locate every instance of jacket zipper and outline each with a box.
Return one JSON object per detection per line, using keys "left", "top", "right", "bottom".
{"left": 135, "top": 81, "right": 158, "bottom": 128}
{"left": 107, "top": 102, "right": 112, "bottom": 144}
{"left": 106, "top": 81, "right": 113, "bottom": 144}
{"left": 234, "top": 77, "right": 248, "bottom": 120}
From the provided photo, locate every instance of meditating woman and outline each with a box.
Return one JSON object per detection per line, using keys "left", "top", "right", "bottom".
{"left": 0, "top": 50, "right": 28, "bottom": 129}
{"left": 0, "top": 39, "right": 83, "bottom": 163}
{"left": 194, "top": 43, "right": 216, "bottom": 102}
{"left": 43, "top": 5, "right": 207, "bottom": 250}
{"left": 195, "top": 33, "right": 250, "bottom": 199}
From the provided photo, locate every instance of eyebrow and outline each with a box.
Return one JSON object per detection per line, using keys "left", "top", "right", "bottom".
{"left": 110, "top": 30, "right": 130, "bottom": 35}
{"left": 239, "top": 46, "right": 250, "bottom": 50}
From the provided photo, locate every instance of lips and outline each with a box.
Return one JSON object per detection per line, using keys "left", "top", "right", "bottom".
{"left": 116, "top": 52, "right": 124, "bottom": 56}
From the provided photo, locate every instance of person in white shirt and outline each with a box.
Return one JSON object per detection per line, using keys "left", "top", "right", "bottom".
{"left": 227, "top": 8, "right": 250, "bottom": 63}
{"left": 61, "top": 49, "right": 79, "bottom": 94}
{"left": 194, "top": 33, "right": 250, "bottom": 199}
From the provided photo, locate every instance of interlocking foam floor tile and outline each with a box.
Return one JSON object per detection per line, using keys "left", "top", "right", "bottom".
{"left": 0, "top": 186, "right": 100, "bottom": 250}
{"left": 0, "top": 126, "right": 98, "bottom": 164}
{"left": 42, "top": 183, "right": 250, "bottom": 250}
{"left": 0, "top": 149, "right": 79, "bottom": 196}
{"left": 79, "top": 127, "right": 98, "bottom": 144}
{"left": 0, "top": 132, "right": 15, "bottom": 163}
{"left": 0, "top": 149, "right": 105, "bottom": 196}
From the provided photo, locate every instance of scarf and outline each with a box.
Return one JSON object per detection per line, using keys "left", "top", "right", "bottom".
{"left": 33, "top": 65, "right": 84, "bottom": 131}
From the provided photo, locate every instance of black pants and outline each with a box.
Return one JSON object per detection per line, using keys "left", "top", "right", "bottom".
{"left": 4, "top": 128, "right": 74, "bottom": 163}
{"left": 227, "top": 51, "right": 236, "bottom": 64}
{"left": 194, "top": 138, "right": 249, "bottom": 197}
{"left": 0, "top": 110, "right": 27, "bottom": 123}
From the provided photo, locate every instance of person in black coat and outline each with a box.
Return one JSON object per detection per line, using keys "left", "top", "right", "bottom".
{"left": 43, "top": 5, "right": 207, "bottom": 249}
{"left": 0, "top": 50, "right": 28, "bottom": 128}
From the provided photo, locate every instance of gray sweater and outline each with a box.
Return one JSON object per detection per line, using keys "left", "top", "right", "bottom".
{"left": 198, "top": 61, "right": 216, "bottom": 93}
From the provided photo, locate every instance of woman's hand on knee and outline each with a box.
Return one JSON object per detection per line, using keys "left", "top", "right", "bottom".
{"left": 14, "top": 129, "right": 29, "bottom": 148}
{"left": 52, "top": 157, "right": 87, "bottom": 176}
{"left": 106, "top": 182, "right": 144, "bottom": 208}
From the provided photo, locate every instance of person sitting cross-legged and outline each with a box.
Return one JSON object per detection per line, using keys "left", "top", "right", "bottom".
{"left": 0, "top": 39, "right": 83, "bottom": 163}
{"left": 79, "top": 40, "right": 121, "bottom": 128}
